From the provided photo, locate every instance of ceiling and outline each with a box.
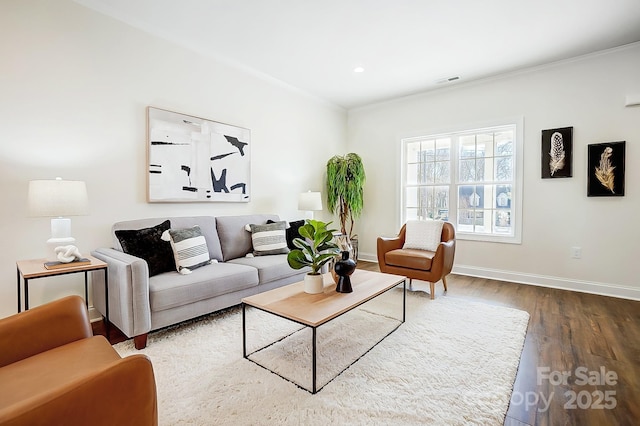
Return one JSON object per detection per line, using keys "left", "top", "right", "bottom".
{"left": 75, "top": 0, "right": 640, "bottom": 109}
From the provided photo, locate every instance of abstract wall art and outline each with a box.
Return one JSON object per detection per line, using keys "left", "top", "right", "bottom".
{"left": 541, "top": 127, "right": 573, "bottom": 178}
{"left": 587, "top": 141, "right": 625, "bottom": 197}
{"left": 147, "top": 107, "right": 250, "bottom": 202}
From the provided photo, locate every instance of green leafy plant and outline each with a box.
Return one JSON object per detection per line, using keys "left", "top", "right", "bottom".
{"left": 326, "top": 153, "right": 366, "bottom": 239}
{"left": 287, "top": 220, "right": 339, "bottom": 275}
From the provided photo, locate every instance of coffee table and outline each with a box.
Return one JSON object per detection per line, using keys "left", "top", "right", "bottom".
{"left": 241, "top": 269, "right": 406, "bottom": 393}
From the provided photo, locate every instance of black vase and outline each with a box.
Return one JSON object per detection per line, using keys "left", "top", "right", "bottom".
{"left": 334, "top": 251, "right": 356, "bottom": 293}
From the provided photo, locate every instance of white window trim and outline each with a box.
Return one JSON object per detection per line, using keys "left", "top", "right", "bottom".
{"left": 399, "top": 116, "right": 524, "bottom": 244}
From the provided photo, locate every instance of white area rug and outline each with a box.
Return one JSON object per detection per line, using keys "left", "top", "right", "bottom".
{"left": 114, "top": 289, "right": 529, "bottom": 425}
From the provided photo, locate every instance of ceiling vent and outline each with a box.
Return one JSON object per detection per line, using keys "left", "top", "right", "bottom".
{"left": 436, "top": 76, "right": 460, "bottom": 84}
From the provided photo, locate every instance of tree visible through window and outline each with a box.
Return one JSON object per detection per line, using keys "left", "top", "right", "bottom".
{"left": 401, "top": 121, "right": 522, "bottom": 243}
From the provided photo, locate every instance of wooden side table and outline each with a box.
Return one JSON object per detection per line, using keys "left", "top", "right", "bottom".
{"left": 16, "top": 255, "right": 109, "bottom": 332}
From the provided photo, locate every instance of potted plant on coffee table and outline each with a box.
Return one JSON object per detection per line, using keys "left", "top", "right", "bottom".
{"left": 287, "top": 219, "right": 339, "bottom": 294}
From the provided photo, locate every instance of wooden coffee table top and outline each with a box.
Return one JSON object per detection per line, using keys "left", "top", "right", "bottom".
{"left": 242, "top": 269, "right": 406, "bottom": 327}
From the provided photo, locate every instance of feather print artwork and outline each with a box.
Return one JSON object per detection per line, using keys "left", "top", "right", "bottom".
{"left": 595, "top": 146, "right": 616, "bottom": 193}
{"left": 549, "top": 132, "right": 565, "bottom": 176}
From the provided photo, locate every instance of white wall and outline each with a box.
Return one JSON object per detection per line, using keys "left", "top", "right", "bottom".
{"left": 348, "top": 43, "right": 640, "bottom": 300}
{"left": 0, "top": 0, "right": 346, "bottom": 318}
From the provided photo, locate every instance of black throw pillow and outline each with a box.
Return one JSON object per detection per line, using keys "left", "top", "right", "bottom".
{"left": 115, "top": 220, "right": 175, "bottom": 277}
{"left": 287, "top": 220, "right": 306, "bottom": 249}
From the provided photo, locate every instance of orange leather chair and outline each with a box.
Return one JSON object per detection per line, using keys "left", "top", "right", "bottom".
{"left": 0, "top": 295, "right": 158, "bottom": 426}
{"left": 377, "top": 222, "right": 456, "bottom": 299}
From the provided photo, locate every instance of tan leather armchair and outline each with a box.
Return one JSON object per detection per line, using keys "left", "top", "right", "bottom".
{"left": 377, "top": 222, "right": 456, "bottom": 299}
{"left": 0, "top": 295, "right": 158, "bottom": 426}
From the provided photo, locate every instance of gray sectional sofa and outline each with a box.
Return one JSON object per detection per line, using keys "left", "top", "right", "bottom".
{"left": 90, "top": 214, "right": 306, "bottom": 349}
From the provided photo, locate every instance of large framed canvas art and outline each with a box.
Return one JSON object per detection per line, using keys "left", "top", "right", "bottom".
{"left": 147, "top": 107, "right": 250, "bottom": 202}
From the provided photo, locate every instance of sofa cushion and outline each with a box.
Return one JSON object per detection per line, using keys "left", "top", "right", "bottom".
{"left": 161, "top": 226, "right": 212, "bottom": 274}
{"left": 115, "top": 220, "right": 175, "bottom": 277}
{"left": 228, "top": 254, "right": 303, "bottom": 285}
{"left": 112, "top": 217, "right": 223, "bottom": 262}
{"left": 216, "top": 214, "right": 280, "bottom": 261}
{"left": 286, "top": 220, "right": 306, "bottom": 249}
{"left": 148, "top": 263, "right": 259, "bottom": 312}
{"left": 268, "top": 219, "right": 305, "bottom": 249}
{"left": 385, "top": 248, "right": 434, "bottom": 271}
{"left": 246, "top": 221, "right": 289, "bottom": 256}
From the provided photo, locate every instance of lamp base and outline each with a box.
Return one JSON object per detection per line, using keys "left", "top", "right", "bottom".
{"left": 47, "top": 217, "right": 76, "bottom": 259}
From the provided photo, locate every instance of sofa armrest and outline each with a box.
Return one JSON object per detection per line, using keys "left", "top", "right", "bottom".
{"left": 1, "top": 354, "right": 158, "bottom": 426}
{"left": 0, "top": 296, "right": 92, "bottom": 367}
{"left": 91, "top": 248, "right": 152, "bottom": 338}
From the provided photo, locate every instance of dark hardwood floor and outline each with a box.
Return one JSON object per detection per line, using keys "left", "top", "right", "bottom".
{"left": 92, "top": 262, "right": 640, "bottom": 426}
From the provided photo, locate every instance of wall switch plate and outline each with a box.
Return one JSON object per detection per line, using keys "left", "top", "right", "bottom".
{"left": 571, "top": 247, "right": 582, "bottom": 259}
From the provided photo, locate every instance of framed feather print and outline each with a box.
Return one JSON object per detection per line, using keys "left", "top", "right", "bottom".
{"left": 587, "top": 141, "right": 625, "bottom": 197}
{"left": 541, "top": 127, "right": 573, "bottom": 178}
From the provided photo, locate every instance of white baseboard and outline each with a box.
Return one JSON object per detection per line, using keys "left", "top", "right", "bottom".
{"left": 357, "top": 251, "right": 640, "bottom": 301}
{"left": 88, "top": 305, "right": 103, "bottom": 323}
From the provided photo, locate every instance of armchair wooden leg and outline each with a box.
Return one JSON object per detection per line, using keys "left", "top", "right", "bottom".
{"left": 429, "top": 282, "right": 435, "bottom": 300}
{"left": 442, "top": 275, "right": 448, "bottom": 292}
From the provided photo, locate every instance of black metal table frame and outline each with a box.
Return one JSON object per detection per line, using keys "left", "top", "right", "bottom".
{"left": 17, "top": 266, "right": 109, "bottom": 335}
{"left": 242, "top": 279, "right": 406, "bottom": 394}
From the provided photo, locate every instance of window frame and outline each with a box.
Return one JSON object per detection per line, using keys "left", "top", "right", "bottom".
{"left": 400, "top": 117, "right": 524, "bottom": 244}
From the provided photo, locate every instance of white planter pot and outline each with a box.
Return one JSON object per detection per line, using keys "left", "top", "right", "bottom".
{"left": 304, "top": 273, "right": 324, "bottom": 294}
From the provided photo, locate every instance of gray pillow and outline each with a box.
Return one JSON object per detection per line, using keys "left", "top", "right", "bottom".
{"left": 161, "top": 225, "right": 212, "bottom": 274}
{"left": 247, "top": 221, "right": 289, "bottom": 256}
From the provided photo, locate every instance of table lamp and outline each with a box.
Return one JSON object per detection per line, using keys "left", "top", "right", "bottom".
{"left": 298, "top": 191, "right": 322, "bottom": 220}
{"left": 28, "top": 178, "right": 88, "bottom": 247}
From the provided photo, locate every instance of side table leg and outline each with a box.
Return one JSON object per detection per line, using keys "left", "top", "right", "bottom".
{"left": 104, "top": 268, "right": 109, "bottom": 338}
{"left": 24, "top": 278, "right": 29, "bottom": 310}
{"left": 16, "top": 268, "right": 21, "bottom": 313}
{"left": 84, "top": 271, "right": 89, "bottom": 308}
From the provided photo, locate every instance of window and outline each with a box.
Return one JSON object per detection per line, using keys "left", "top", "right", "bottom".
{"left": 401, "top": 119, "right": 523, "bottom": 243}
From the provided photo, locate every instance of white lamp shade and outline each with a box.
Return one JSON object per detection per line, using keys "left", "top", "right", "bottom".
{"left": 298, "top": 191, "right": 323, "bottom": 211}
{"left": 28, "top": 179, "right": 89, "bottom": 217}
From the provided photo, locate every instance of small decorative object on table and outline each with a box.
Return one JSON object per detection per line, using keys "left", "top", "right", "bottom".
{"left": 54, "top": 245, "right": 83, "bottom": 263}
{"left": 44, "top": 245, "right": 91, "bottom": 270}
{"left": 334, "top": 250, "right": 356, "bottom": 293}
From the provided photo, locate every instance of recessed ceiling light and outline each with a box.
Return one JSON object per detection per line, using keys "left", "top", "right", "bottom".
{"left": 353, "top": 67, "right": 365, "bottom": 73}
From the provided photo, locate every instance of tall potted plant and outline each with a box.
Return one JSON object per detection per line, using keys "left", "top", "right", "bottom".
{"left": 326, "top": 152, "right": 366, "bottom": 259}
{"left": 287, "top": 220, "right": 339, "bottom": 294}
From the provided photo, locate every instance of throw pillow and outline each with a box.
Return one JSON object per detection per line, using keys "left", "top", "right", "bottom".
{"left": 268, "top": 219, "right": 305, "bottom": 249}
{"left": 161, "top": 226, "right": 213, "bottom": 274}
{"left": 403, "top": 219, "right": 444, "bottom": 252}
{"left": 245, "top": 221, "right": 289, "bottom": 256}
{"left": 115, "top": 220, "right": 174, "bottom": 277}
{"left": 286, "top": 219, "right": 306, "bottom": 249}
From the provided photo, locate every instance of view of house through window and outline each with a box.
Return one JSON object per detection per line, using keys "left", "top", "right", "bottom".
{"left": 402, "top": 121, "right": 521, "bottom": 243}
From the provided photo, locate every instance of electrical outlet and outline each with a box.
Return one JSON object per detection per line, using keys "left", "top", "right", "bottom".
{"left": 571, "top": 247, "right": 582, "bottom": 259}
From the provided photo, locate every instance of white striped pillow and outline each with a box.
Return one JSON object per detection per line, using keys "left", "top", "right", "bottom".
{"left": 246, "top": 221, "right": 289, "bottom": 256}
{"left": 161, "top": 226, "right": 213, "bottom": 274}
